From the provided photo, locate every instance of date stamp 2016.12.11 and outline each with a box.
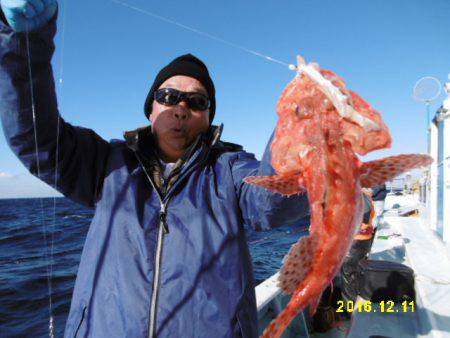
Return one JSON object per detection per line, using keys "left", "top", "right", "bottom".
{"left": 336, "top": 300, "right": 415, "bottom": 313}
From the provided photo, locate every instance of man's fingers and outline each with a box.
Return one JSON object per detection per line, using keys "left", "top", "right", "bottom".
{"left": 3, "top": 0, "right": 49, "bottom": 18}
{"left": 42, "top": 2, "right": 56, "bottom": 20}
{"left": 30, "top": 13, "right": 46, "bottom": 28}
{"left": 1, "top": 0, "right": 27, "bottom": 11}
{"left": 1, "top": 0, "right": 57, "bottom": 31}
{"left": 28, "top": 0, "right": 45, "bottom": 14}
{"left": 40, "top": 0, "right": 56, "bottom": 7}
{"left": 21, "top": 2, "right": 37, "bottom": 18}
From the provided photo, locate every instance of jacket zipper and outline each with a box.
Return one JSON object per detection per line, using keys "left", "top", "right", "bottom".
{"left": 134, "top": 153, "right": 167, "bottom": 338}
{"left": 148, "top": 204, "right": 167, "bottom": 338}
{"left": 133, "top": 130, "right": 220, "bottom": 338}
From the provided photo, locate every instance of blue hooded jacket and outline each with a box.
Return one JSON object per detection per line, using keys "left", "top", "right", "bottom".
{"left": 0, "top": 13, "right": 309, "bottom": 338}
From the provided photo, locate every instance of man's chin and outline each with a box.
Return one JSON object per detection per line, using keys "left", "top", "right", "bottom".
{"left": 157, "top": 133, "right": 196, "bottom": 156}
{"left": 168, "top": 139, "right": 191, "bottom": 152}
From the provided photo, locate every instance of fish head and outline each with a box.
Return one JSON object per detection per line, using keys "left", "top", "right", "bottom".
{"left": 341, "top": 89, "right": 392, "bottom": 155}
{"left": 271, "top": 73, "right": 328, "bottom": 174}
{"left": 271, "top": 57, "right": 394, "bottom": 174}
{"left": 299, "top": 63, "right": 393, "bottom": 156}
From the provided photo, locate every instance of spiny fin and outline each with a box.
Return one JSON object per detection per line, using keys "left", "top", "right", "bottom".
{"left": 360, "top": 154, "right": 433, "bottom": 188}
{"left": 278, "top": 234, "right": 318, "bottom": 294}
{"left": 244, "top": 174, "right": 305, "bottom": 196}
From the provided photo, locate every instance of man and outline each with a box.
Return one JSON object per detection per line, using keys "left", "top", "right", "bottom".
{"left": 371, "top": 184, "right": 388, "bottom": 227}
{"left": 0, "top": 1, "right": 309, "bottom": 337}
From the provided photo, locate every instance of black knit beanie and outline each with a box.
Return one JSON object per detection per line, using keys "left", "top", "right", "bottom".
{"left": 144, "top": 54, "right": 216, "bottom": 123}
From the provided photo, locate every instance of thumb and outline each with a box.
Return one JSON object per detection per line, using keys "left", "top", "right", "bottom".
{"left": 28, "top": 2, "right": 55, "bottom": 29}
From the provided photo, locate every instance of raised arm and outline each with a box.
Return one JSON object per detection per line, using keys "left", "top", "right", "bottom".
{"left": 0, "top": 2, "right": 110, "bottom": 207}
{"left": 232, "top": 132, "right": 310, "bottom": 231}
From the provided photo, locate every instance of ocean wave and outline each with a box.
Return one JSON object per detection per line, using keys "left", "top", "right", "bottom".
{"left": 0, "top": 197, "right": 301, "bottom": 337}
{"left": 0, "top": 214, "right": 19, "bottom": 221}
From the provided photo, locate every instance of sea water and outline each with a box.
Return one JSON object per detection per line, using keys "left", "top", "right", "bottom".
{"left": 0, "top": 198, "right": 308, "bottom": 337}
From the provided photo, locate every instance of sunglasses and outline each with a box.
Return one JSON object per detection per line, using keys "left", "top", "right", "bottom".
{"left": 154, "top": 88, "right": 210, "bottom": 111}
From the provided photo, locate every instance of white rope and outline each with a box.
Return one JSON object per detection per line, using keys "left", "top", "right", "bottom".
{"left": 416, "top": 274, "right": 450, "bottom": 285}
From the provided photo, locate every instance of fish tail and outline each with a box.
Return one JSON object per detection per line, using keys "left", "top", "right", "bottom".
{"left": 261, "top": 303, "right": 298, "bottom": 338}
{"left": 261, "top": 287, "right": 314, "bottom": 338}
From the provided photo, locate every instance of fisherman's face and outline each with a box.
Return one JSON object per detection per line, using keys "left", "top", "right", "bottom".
{"left": 150, "top": 75, "right": 210, "bottom": 162}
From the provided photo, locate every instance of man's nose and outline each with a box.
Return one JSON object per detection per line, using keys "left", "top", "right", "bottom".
{"left": 174, "top": 101, "right": 189, "bottom": 120}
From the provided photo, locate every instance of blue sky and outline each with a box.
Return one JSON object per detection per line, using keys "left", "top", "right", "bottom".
{"left": 0, "top": 0, "right": 449, "bottom": 198}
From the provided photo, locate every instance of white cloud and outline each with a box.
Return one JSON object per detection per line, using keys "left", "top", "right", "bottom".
{"left": 0, "top": 172, "right": 14, "bottom": 179}
{"left": 0, "top": 173, "right": 62, "bottom": 199}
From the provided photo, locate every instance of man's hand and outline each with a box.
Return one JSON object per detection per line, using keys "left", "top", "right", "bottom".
{"left": 0, "top": 0, "right": 57, "bottom": 32}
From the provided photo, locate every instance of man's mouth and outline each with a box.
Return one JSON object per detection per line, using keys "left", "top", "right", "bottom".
{"left": 170, "top": 127, "right": 186, "bottom": 137}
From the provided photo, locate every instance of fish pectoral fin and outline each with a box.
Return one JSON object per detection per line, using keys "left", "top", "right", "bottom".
{"left": 243, "top": 174, "right": 306, "bottom": 196}
{"left": 360, "top": 154, "right": 433, "bottom": 188}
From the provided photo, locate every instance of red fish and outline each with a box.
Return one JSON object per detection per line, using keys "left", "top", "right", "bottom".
{"left": 245, "top": 56, "right": 432, "bottom": 338}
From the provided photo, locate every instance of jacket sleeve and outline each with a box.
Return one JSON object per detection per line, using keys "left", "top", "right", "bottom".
{"left": 0, "top": 11, "right": 109, "bottom": 208}
{"left": 231, "top": 132, "right": 310, "bottom": 231}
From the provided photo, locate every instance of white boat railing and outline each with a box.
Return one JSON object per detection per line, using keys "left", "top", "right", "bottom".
{"left": 256, "top": 272, "right": 310, "bottom": 337}
{"left": 255, "top": 193, "right": 450, "bottom": 337}
{"left": 255, "top": 272, "right": 281, "bottom": 312}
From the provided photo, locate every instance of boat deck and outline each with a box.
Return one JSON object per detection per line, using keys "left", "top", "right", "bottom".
{"left": 256, "top": 194, "right": 450, "bottom": 337}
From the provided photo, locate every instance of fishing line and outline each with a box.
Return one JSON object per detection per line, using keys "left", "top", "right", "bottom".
{"left": 248, "top": 228, "right": 307, "bottom": 245}
{"left": 56, "top": 0, "right": 67, "bottom": 87}
{"left": 300, "top": 312, "right": 311, "bottom": 338}
{"left": 48, "top": 0, "right": 68, "bottom": 335}
{"left": 110, "top": 0, "right": 295, "bottom": 70}
{"left": 25, "top": 28, "right": 55, "bottom": 338}
{"left": 25, "top": 1, "right": 68, "bottom": 331}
